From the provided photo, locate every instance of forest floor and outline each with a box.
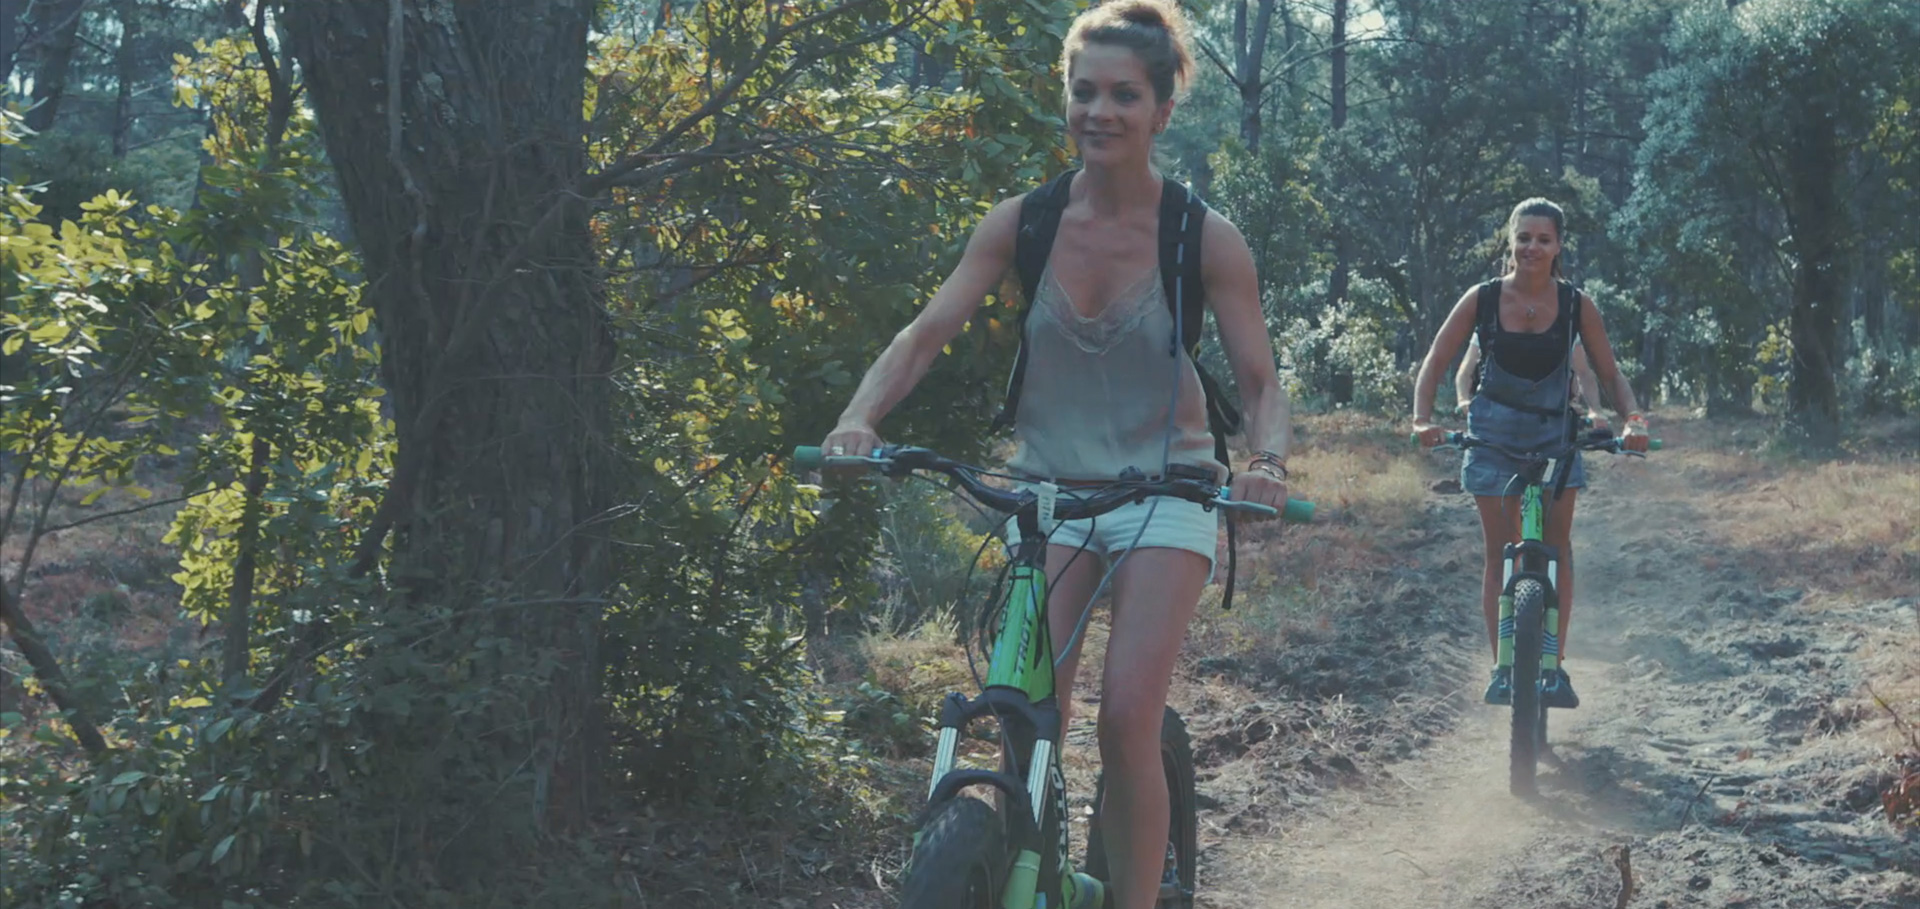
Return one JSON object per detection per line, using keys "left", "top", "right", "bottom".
{"left": 4, "top": 411, "right": 1916, "bottom": 908}
{"left": 790, "top": 410, "right": 1920, "bottom": 908}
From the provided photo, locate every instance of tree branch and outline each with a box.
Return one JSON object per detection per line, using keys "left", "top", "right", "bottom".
{"left": 1196, "top": 36, "right": 1242, "bottom": 89}
{"left": 35, "top": 487, "right": 215, "bottom": 535}
{"left": 0, "top": 578, "right": 109, "bottom": 756}
{"left": 585, "top": 0, "right": 890, "bottom": 196}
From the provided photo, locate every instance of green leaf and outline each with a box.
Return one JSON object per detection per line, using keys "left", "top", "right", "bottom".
{"left": 205, "top": 716, "right": 235, "bottom": 743}
{"left": 211, "top": 833, "right": 236, "bottom": 864}
{"left": 80, "top": 486, "right": 109, "bottom": 506}
{"left": 27, "top": 322, "right": 70, "bottom": 346}
{"left": 111, "top": 770, "right": 148, "bottom": 785}
{"left": 0, "top": 711, "right": 22, "bottom": 727}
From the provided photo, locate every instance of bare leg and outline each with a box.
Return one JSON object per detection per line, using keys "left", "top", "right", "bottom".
{"left": 1045, "top": 543, "right": 1110, "bottom": 739}
{"left": 1473, "top": 496, "right": 1522, "bottom": 658}
{"left": 1545, "top": 489, "right": 1580, "bottom": 658}
{"left": 1098, "top": 547, "right": 1210, "bottom": 909}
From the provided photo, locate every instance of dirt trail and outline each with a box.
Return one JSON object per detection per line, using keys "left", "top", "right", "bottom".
{"left": 1193, "top": 452, "right": 1920, "bottom": 908}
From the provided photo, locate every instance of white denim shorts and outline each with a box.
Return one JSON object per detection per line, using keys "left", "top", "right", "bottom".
{"left": 1003, "top": 492, "right": 1220, "bottom": 582}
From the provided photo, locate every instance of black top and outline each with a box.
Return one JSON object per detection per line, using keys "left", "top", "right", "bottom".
{"left": 1477, "top": 281, "right": 1578, "bottom": 382}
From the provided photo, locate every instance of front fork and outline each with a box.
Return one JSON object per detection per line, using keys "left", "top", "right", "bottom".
{"left": 922, "top": 541, "right": 1102, "bottom": 909}
{"left": 1495, "top": 540, "right": 1561, "bottom": 673}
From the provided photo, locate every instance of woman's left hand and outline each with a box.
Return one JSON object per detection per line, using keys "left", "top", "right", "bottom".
{"left": 1622, "top": 416, "right": 1650, "bottom": 453}
{"left": 1229, "top": 465, "right": 1289, "bottom": 522}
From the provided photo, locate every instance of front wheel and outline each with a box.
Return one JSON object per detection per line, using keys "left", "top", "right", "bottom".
{"left": 1509, "top": 578, "right": 1549, "bottom": 797}
{"left": 898, "top": 796, "right": 1009, "bottom": 909}
{"left": 1086, "top": 705, "right": 1198, "bottom": 909}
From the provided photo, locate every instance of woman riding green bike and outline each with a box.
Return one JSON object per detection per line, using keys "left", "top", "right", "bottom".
{"left": 1411, "top": 198, "right": 1650, "bottom": 711}
{"left": 821, "top": 2, "right": 1291, "bottom": 906}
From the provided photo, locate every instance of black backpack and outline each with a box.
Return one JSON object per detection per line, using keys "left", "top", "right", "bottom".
{"left": 991, "top": 168, "right": 1250, "bottom": 608}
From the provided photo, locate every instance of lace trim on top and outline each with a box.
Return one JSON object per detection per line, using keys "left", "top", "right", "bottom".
{"left": 1032, "top": 263, "right": 1161, "bottom": 355}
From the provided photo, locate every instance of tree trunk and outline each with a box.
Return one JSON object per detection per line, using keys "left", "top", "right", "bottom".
{"left": 221, "top": 436, "right": 270, "bottom": 686}
{"left": 1234, "top": 0, "right": 1275, "bottom": 152}
{"left": 2, "top": 0, "right": 30, "bottom": 86}
{"left": 111, "top": 0, "right": 139, "bottom": 158}
{"left": 23, "top": 0, "right": 86, "bottom": 133}
{"left": 1326, "top": 0, "right": 1353, "bottom": 403}
{"left": 281, "top": 0, "right": 611, "bottom": 838}
{"left": 1786, "top": 109, "right": 1843, "bottom": 441}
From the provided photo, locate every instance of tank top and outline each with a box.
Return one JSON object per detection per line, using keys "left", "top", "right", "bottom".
{"left": 1485, "top": 292, "right": 1574, "bottom": 381}
{"left": 1004, "top": 263, "right": 1224, "bottom": 483}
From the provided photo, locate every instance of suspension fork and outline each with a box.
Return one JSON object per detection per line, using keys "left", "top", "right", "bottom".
{"left": 1497, "top": 482, "right": 1561, "bottom": 669}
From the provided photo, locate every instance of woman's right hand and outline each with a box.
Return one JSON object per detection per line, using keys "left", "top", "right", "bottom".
{"left": 1412, "top": 420, "right": 1446, "bottom": 448}
{"left": 821, "top": 422, "right": 883, "bottom": 465}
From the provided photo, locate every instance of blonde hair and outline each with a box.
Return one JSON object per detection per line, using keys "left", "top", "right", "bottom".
{"left": 1062, "top": 0, "right": 1196, "bottom": 104}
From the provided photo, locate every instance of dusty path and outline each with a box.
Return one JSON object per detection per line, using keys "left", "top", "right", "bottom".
{"left": 1194, "top": 450, "right": 1920, "bottom": 908}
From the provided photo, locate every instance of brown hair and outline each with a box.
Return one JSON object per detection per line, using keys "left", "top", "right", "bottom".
{"left": 1062, "top": 0, "right": 1196, "bottom": 104}
{"left": 1504, "top": 197, "right": 1568, "bottom": 279}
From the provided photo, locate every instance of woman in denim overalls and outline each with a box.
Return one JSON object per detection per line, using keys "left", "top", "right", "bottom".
{"left": 1410, "top": 198, "right": 1651, "bottom": 709}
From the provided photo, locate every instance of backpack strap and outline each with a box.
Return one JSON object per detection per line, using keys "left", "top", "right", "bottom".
{"left": 1157, "top": 178, "right": 1242, "bottom": 461}
{"left": 1156, "top": 178, "right": 1249, "bottom": 611}
{"left": 1558, "top": 279, "right": 1581, "bottom": 356}
{"left": 1158, "top": 177, "right": 1208, "bottom": 357}
{"left": 1468, "top": 280, "right": 1502, "bottom": 401}
{"left": 992, "top": 170, "right": 1076, "bottom": 431}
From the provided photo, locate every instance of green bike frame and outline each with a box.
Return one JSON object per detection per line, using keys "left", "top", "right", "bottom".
{"left": 1494, "top": 463, "right": 1564, "bottom": 676}
{"left": 921, "top": 517, "right": 1102, "bottom": 909}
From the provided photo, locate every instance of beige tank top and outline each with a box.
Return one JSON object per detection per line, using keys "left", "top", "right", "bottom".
{"left": 1005, "top": 263, "right": 1225, "bottom": 483}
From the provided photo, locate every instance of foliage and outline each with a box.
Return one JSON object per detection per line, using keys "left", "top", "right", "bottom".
{"left": 1621, "top": 0, "right": 1920, "bottom": 430}
{"left": 1276, "top": 280, "right": 1412, "bottom": 415}
{"left": 590, "top": 0, "right": 1067, "bottom": 798}
{"left": 6, "top": 0, "right": 1920, "bottom": 905}
{"left": 2, "top": 29, "right": 388, "bottom": 906}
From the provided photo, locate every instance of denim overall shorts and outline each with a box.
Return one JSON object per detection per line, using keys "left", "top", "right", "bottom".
{"left": 1462, "top": 300, "right": 1585, "bottom": 498}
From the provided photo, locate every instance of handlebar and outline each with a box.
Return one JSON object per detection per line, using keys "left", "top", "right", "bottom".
{"left": 1408, "top": 429, "right": 1663, "bottom": 458}
{"left": 792, "top": 445, "right": 1314, "bottom": 523}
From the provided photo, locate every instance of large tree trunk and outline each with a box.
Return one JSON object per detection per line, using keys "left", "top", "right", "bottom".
{"left": 22, "top": 0, "right": 86, "bottom": 133}
{"left": 281, "top": 0, "right": 611, "bottom": 837}
{"left": 1785, "top": 110, "right": 1844, "bottom": 441}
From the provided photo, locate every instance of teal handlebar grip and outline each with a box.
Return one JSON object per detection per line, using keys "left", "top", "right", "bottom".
{"left": 1649, "top": 439, "right": 1664, "bottom": 451}
{"left": 792, "top": 445, "right": 823, "bottom": 468}
{"left": 1218, "top": 488, "right": 1315, "bottom": 523}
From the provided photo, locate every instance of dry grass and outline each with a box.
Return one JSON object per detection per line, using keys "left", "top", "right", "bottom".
{"left": 1284, "top": 411, "right": 1435, "bottom": 533}
{"left": 1653, "top": 413, "right": 1920, "bottom": 598}
{"left": 1191, "top": 412, "right": 1444, "bottom": 663}
{"left": 855, "top": 617, "right": 975, "bottom": 709}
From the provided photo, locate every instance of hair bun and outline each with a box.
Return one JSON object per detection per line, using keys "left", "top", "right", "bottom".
{"left": 1113, "top": 0, "right": 1172, "bottom": 28}
{"left": 1063, "top": 0, "right": 1195, "bottom": 103}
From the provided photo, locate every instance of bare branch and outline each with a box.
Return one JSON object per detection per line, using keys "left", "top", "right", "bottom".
{"left": 1196, "top": 36, "right": 1241, "bottom": 88}
{"left": 36, "top": 487, "right": 216, "bottom": 535}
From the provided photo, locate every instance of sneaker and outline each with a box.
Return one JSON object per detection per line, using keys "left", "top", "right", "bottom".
{"left": 1483, "top": 666, "right": 1513, "bottom": 706}
{"left": 1541, "top": 667, "right": 1581, "bottom": 709}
